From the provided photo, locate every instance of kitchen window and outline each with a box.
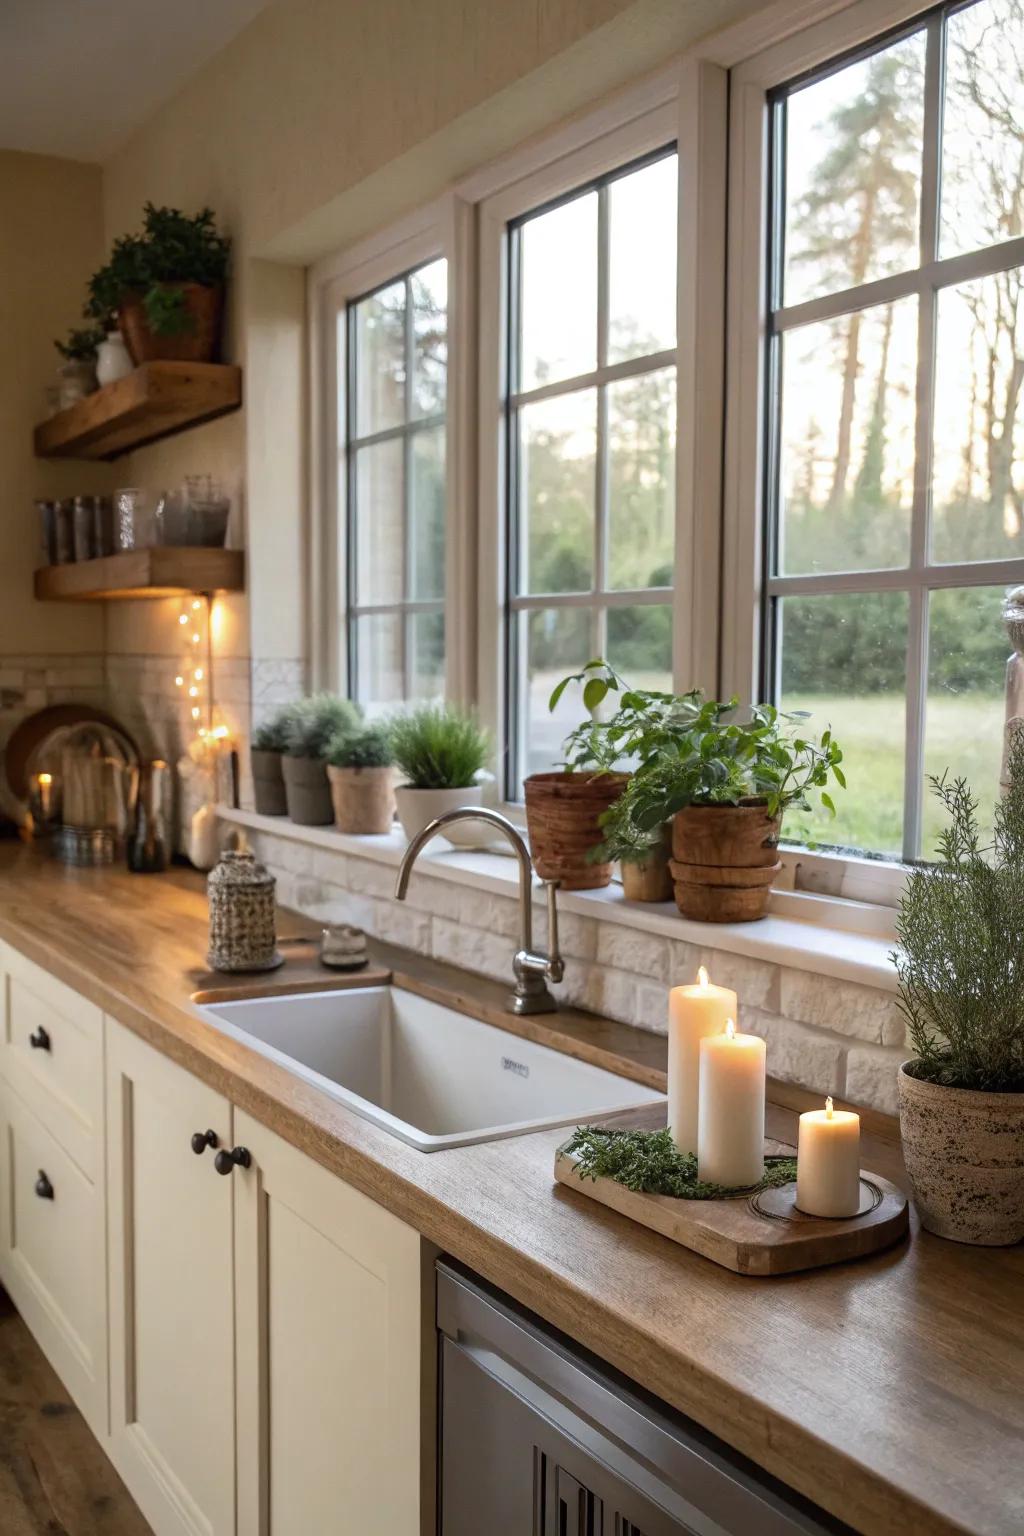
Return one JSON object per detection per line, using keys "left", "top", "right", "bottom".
{"left": 751, "top": 0, "right": 1024, "bottom": 865}
{"left": 344, "top": 257, "right": 448, "bottom": 714}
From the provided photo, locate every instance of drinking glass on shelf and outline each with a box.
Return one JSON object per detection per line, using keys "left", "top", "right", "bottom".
{"left": 72, "top": 496, "right": 94, "bottom": 562}
{"left": 114, "top": 487, "right": 151, "bottom": 550}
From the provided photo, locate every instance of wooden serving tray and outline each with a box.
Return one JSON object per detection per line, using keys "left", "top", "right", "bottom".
{"left": 554, "top": 1137, "right": 909, "bottom": 1276}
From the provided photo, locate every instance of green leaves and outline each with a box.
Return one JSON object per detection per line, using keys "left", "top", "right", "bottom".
{"left": 86, "top": 203, "right": 230, "bottom": 336}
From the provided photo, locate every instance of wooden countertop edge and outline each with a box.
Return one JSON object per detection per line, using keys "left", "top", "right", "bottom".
{"left": 0, "top": 890, "right": 981, "bottom": 1536}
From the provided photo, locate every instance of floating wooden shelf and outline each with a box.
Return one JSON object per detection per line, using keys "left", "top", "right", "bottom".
{"left": 34, "top": 548, "right": 245, "bottom": 601}
{"left": 33, "top": 362, "right": 242, "bottom": 461}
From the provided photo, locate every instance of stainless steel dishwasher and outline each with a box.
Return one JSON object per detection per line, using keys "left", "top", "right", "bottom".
{"left": 437, "top": 1261, "right": 852, "bottom": 1536}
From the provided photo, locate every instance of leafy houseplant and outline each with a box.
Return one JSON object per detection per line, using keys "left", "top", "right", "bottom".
{"left": 389, "top": 705, "right": 490, "bottom": 845}
{"left": 88, "top": 203, "right": 230, "bottom": 365}
{"left": 326, "top": 724, "right": 396, "bottom": 835}
{"left": 595, "top": 792, "right": 673, "bottom": 904}
{"left": 54, "top": 325, "right": 103, "bottom": 406}
{"left": 281, "top": 695, "right": 362, "bottom": 826}
{"left": 523, "top": 660, "right": 631, "bottom": 892}
{"left": 250, "top": 707, "right": 295, "bottom": 817}
{"left": 894, "top": 738, "right": 1024, "bottom": 1246}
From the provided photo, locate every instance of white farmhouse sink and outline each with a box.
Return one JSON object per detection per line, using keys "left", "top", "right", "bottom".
{"left": 198, "top": 985, "right": 663, "bottom": 1151}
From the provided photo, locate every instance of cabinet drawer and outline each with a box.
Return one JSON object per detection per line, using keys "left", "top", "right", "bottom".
{"left": 1, "top": 944, "right": 103, "bottom": 1179}
{"left": 0, "top": 1082, "right": 106, "bottom": 1433}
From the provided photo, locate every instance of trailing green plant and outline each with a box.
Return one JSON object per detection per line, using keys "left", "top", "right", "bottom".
{"left": 564, "top": 1126, "right": 797, "bottom": 1199}
{"left": 251, "top": 707, "right": 294, "bottom": 754}
{"left": 54, "top": 325, "right": 104, "bottom": 362}
{"left": 894, "top": 731, "right": 1024, "bottom": 1092}
{"left": 87, "top": 203, "right": 230, "bottom": 337}
{"left": 389, "top": 704, "right": 489, "bottom": 789}
{"left": 326, "top": 722, "right": 393, "bottom": 770}
{"left": 592, "top": 789, "right": 669, "bottom": 866}
{"left": 284, "top": 694, "right": 362, "bottom": 760}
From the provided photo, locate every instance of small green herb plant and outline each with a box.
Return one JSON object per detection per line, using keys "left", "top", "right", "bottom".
{"left": 54, "top": 325, "right": 104, "bottom": 362}
{"left": 87, "top": 203, "right": 230, "bottom": 337}
{"left": 284, "top": 695, "right": 362, "bottom": 761}
{"left": 251, "top": 706, "right": 295, "bottom": 755}
{"left": 326, "top": 722, "right": 393, "bottom": 770}
{"left": 389, "top": 704, "right": 489, "bottom": 789}
{"left": 565, "top": 1126, "right": 797, "bottom": 1199}
{"left": 894, "top": 731, "right": 1024, "bottom": 1093}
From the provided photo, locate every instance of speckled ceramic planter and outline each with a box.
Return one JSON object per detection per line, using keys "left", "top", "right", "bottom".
{"left": 898, "top": 1063, "right": 1024, "bottom": 1246}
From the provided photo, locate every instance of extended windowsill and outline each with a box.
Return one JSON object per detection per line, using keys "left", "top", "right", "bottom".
{"left": 218, "top": 807, "right": 898, "bottom": 994}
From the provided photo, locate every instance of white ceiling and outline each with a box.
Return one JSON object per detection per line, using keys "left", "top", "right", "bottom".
{"left": 0, "top": 0, "right": 276, "bottom": 162}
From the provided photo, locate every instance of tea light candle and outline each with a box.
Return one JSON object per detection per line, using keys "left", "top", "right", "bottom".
{"left": 37, "top": 772, "right": 53, "bottom": 821}
{"left": 667, "top": 967, "right": 737, "bottom": 1154}
{"left": 697, "top": 1020, "right": 766, "bottom": 1188}
{"left": 796, "top": 1097, "right": 861, "bottom": 1218}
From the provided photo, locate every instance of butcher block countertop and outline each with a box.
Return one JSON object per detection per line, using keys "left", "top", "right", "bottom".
{"left": 0, "top": 848, "right": 1019, "bottom": 1536}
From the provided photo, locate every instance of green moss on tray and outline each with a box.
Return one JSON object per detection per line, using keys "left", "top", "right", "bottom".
{"left": 563, "top": 1126, "right": 797, "bottom": 1201}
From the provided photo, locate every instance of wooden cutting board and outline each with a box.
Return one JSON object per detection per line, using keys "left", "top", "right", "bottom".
{"left": 554, "top": 1137, "right": 910, "bottom": 1276}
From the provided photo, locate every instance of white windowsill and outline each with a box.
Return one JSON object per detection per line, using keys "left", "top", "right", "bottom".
{"left": 218, "top": 807, "right": 898, "bottom": 995}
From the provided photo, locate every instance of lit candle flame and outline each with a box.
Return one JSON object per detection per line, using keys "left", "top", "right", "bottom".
{"left": 725, "top": 1018, "right": 736, "bottom": 1040}
{"left": 38, "top": 772, "right": 52, "bottom": 787}
{"left": 697, "top": 965, "right": 709, "bottom": 989}
{"left": 825, "top": 1096, "right": 834, "bottom": 1119}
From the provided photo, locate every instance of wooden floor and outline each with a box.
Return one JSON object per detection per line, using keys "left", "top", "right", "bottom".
{"left": 0, "top": 1287, "right": 152, "bottom": 1535}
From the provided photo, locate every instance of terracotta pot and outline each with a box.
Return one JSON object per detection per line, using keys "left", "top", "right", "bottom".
{"left": 393, "top": 783, "right": 485, "bottom": 846}
{"left": 251, "top": 749, "right": 287, "bottom": 817}
{"left": 620, "top": 835, "right": 673, "bottom": 903}
{"left": 524, "top": 771, "right": 628, "bottom": 891}
{"left": 327, "top": 764, "right": 395, "bottom": 835}
{"left": 119, "top": 283, "right": 223, "bottom": 364}
{"left": 281, "top": 754, "right": 333, "bottom": 826}
{"left": 669, "top": 802, "right": 782, "bottom": 922}
{"left": 898, "top": 1064, "right": 1024, "bottom": 1246}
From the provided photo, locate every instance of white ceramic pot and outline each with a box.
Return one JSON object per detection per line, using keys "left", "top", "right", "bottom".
{"left": 96, "top": 329, "right": 134, "bottom": 387}
{"left": 394, "top": 783, "right": 486, "bottom": 846}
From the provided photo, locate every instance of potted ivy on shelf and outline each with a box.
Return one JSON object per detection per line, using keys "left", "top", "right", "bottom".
{"left": 389, "top": 704, "right": 490, "bottom": 847}
{"left": 326, "top": 722, "right": 396, "bottom": 835}
{"left": 895, "top": 736, "right": 1024, "bottom": 1247}
{"left": 250, "top": 706, "right": 295, "bottom": 817}
{"left": 54, "top": 325, "right": 103, "bottom": 407}
{"left": 282, "top": 694, "right": 362, "bottom": 826}
{"left": 87, "top": 203, "right": 230, "bottom": 365}
{"left": 595, "top": 792, "right": 673, "bottom": 903}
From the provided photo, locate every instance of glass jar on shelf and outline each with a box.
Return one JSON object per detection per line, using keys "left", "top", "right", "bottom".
{"left": 72, "top": 495, "right": 94, "bottom": 562}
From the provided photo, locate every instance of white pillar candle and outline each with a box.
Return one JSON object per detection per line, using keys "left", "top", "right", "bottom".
{"left": 667, "top": 967, "right": 737, "bottom": 1154}
{"left": 697, "top": 1020, "right": 766, "bottom": 1188}
{"left": 796, "top": 1097, "right": 861, "bottom": 1218}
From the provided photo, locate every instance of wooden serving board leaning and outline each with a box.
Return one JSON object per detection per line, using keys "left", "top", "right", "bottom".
{"left": 553, "top": 1137, "right": 909, "bottom": 1277}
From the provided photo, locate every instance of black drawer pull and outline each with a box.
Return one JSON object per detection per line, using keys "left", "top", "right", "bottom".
{"left": 29, "top": 1027, "right": 51, "bottom": 1051}
{"left": 214, "top": 1146, "right": 251, "bottom": 1176}
{"left": 35, "top": 1170, "right": 54, "bottom": 1200}
{"left": 190, "top": 1129, "right": 219, "bottom": 1155}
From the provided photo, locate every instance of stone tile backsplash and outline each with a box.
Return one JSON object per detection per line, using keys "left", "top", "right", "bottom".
{"left": 245, "top": 823, "right": 908, "bottom": 1116}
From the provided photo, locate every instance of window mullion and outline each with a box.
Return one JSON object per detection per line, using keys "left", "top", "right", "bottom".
{"left": 595, "top": 184, "right": 610, "bottom": 599}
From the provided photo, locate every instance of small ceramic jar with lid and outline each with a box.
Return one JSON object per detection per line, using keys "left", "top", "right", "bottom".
{"left": 207, "top": 848, "right": 283, "bottom": 972}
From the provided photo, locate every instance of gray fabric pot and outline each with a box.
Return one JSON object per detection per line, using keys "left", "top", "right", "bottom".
{"left": 251, "top": 749, "right": 287, "bottom": 817}
{"left": 281, "top": 754, "right": 333, "bottom": 826}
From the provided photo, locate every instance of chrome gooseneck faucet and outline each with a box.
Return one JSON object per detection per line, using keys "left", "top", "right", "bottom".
{"left": 394, "top": 807, "right": 564, "bottom": 1015}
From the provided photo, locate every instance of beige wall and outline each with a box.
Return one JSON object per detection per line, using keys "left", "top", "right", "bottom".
{"left": 0, "top": 149, "right": 110, "bottom": 656}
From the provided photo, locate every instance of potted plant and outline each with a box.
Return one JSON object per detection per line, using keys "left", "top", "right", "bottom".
{"left": 326, "top": 723, "right": 396, "bottom": 835}
{"left": 894, "top": 740, "right": 1024, "bottom": 1246}
{"left": 595, "top": 792, "right": 673, "bottom": 903}
{"left": 282, "top": 694, "right": 362, "bottom": 826}
{"left": 611, "top": 692, "right": 844, "bottom": 922}
{"left": 389, "top": 704, "right": 490, "bottom": 846}
{"left": 54, "top": 326, "right": 103, "bottom": 407}
{"left": 87, "top": 203, "right": 230, "bottom": 365}
{"left": 250, "top": 706, "right": 295, "bottom": 817}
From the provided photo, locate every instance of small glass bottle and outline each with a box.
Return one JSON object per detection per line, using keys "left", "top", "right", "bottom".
{"left": 128, "top": 760, "right": 169, "bottom": 874}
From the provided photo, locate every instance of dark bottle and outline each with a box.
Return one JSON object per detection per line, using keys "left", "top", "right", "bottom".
{"left": 128, "top": 760, "right": 169, "bottom": 874}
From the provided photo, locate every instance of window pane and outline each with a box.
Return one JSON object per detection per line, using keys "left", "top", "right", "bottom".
{"left": 777, "top": 590, "right": 909, "bottom": 855}
{"left": 354, "top": 439, "right": 404, "bottom": 605}
{"left": 607, "top": 155, "right": 677, "bottom": 363}
{"left": 410, "top": 425, "right": 445, "bottom": 600}
{"left": 518, "top": 606, "right": 594, "bottom": 782}
{"left": 518, "top": 389, "right": 596, "bottom": 595}
{"left": 519, "top": 192, "right": 597, "bottom": 390}
{"left": 354, "top": 613, "right": 403, "bottom": 716}
{"left": 777, "top": 299, "right": 916, "bottom": 575}
{"left": 931, "top": 270, "right": 1024, "bottom": 564}
{"left": 409, "top": 611, "right": 445, "bottom": 702}
{"left": 781, "top": 32, "right": 925, "bottom": 308}
{"left": 411, "top": 259, "right": 447, "bottom": 418}
{"left": 607, "top": 604, "right": 672, "bottom": 685}
{"left": 354, "top": 280, "right": 405, "bottom": 437}
{"left": 922, "top": 585, "right": 1008, "bottom": 855}
{"left": 607, "top": 368, "right": 675, "bottom": 589}
{"left": 941, "top": 0, "right": 1024, "bottom": 259}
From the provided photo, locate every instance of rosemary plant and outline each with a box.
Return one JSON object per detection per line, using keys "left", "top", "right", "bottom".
{"left": 894, "top": 730, "right": 1024, "bottom": 1092}
{"left": 564, "top": 1126, "right": 797, "bottom": 1200}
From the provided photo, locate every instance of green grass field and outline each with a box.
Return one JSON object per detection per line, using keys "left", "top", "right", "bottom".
{"left": 782, "top": 692, "right": 1005, "bottom": 858}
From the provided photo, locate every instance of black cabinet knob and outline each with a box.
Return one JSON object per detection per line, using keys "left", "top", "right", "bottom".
{"left": 214, "top": 1145, "right": 251, "bottom": 1176}
{"left": 190, "top": 1129, "right": 219, "bottom": 1155}
{"left": 35, "top": 1170, "right": 54, "bottom": 1200}
{"left": 29, "top": 1027, "right": 50, "bottom": 1051}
